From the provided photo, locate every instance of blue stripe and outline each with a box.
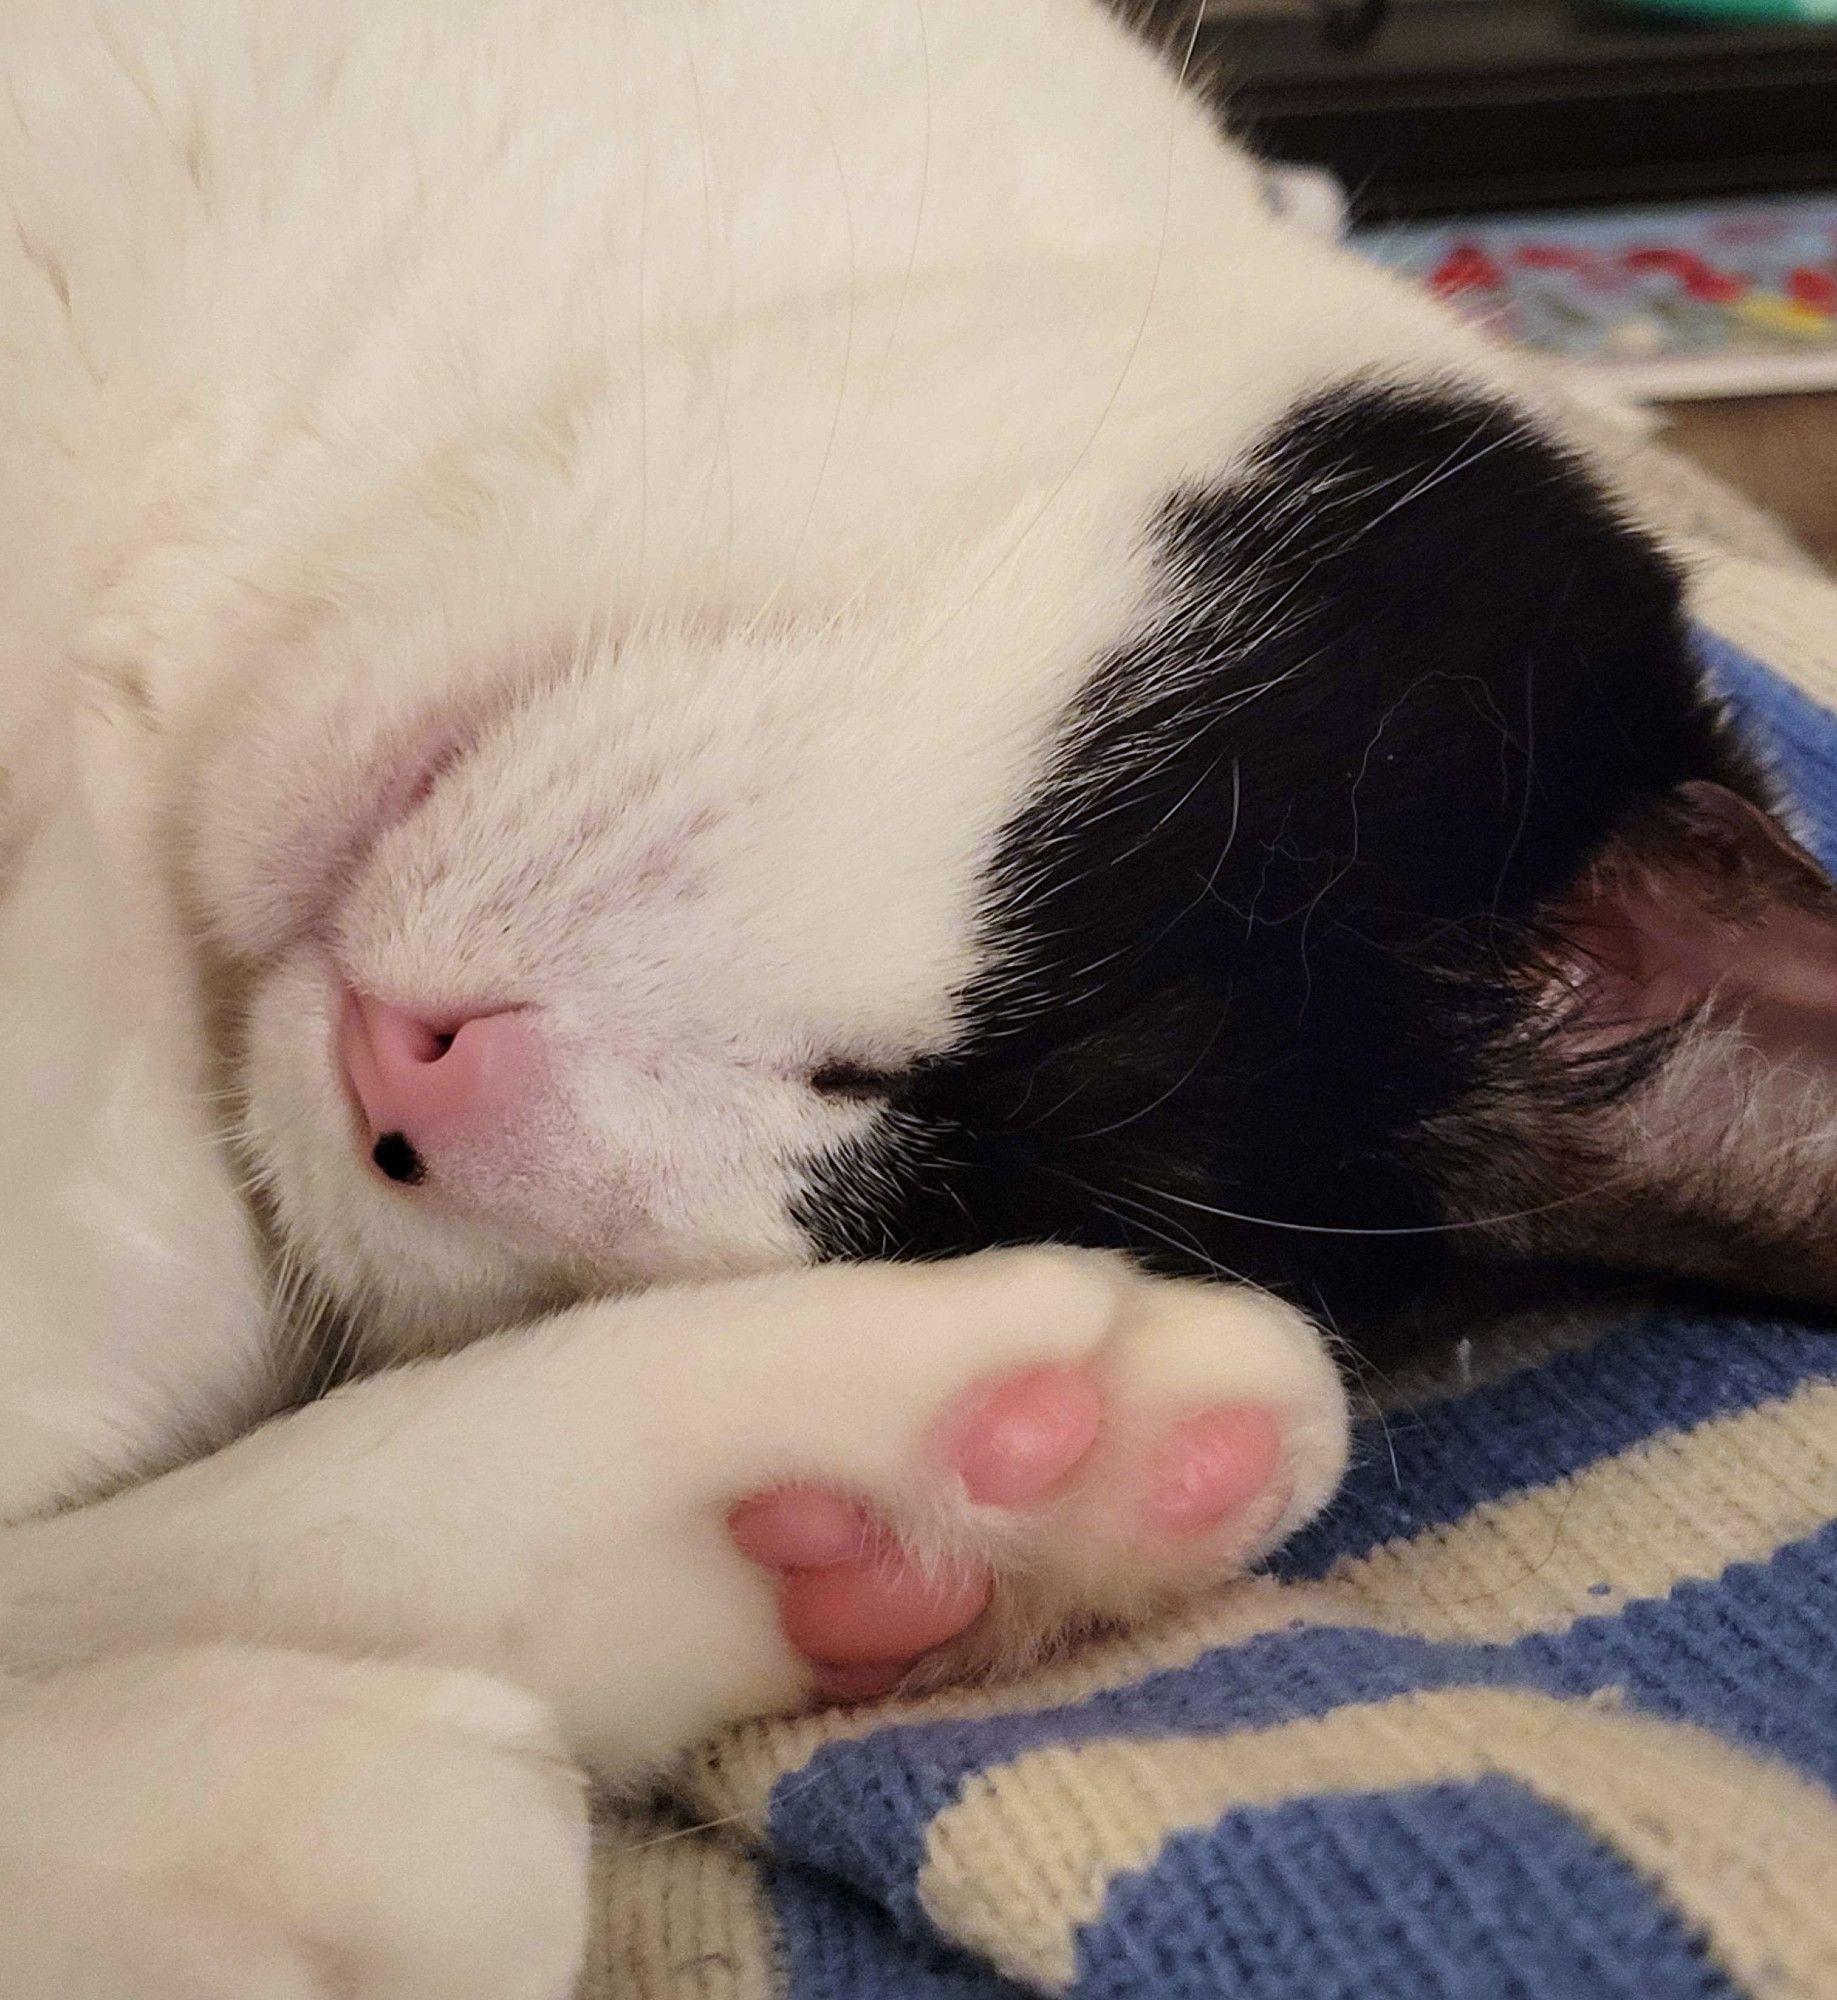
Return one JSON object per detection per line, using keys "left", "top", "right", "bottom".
{"left": 1276, "top": 1312, "right": 1837, "bottom": 1580}
{"left": 766, "top": 1516, "right": 1837, "bottom": 1939}
{"left": 1072, "top": 1780, "right": 1744, "bottom": 2000}
{"left": 1699, "top": 629, "right": 1837, "bottom": 871}
{"left": 771, "top": 1862, "right": 1030, "bottom": 2000}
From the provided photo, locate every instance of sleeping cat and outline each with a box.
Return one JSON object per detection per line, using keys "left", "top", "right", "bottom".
{"left": 3, "top": 0, "right": 1835, "bottom": 1992}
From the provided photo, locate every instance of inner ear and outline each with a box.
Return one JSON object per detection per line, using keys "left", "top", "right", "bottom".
{"left": 1553, "top": 780, "right": 1837, "bottom": 1068}
{"left": 1430, "top": 777, "right": 1837, "bottom": 1313}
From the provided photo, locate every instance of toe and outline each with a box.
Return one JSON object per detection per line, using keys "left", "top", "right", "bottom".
{"left": 728, "top": 1487, "right": 871, "bottom": 1570}
{"left": 1143, "top": 1404, "right": 1286, "bottom": 1540}
{"left": 809, "top": 1659, "right": 912, "bottom": 1704}
{"left": 936, "top": 1364, "right": 1104, "bottom": 1507}
{"left": 730, "top": 1488, "right": 991, "bottom": 1692}
{"left": 779, "top": 1536, "right": 992, "bottom": 1667}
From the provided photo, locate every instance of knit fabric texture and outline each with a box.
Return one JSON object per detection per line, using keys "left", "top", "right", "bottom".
{"left": 582, "top": 541, "right": 1837, "bottom": 2000}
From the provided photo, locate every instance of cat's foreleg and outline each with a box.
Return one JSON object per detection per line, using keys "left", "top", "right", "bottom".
{"left": 0, "top": 1645, "right": 590, "bottom": 2000}
{"left": 0, "top": 1249, "right": 1346, "bottom": 1998}
{"left": 0, "top": 1248, "right": 1348, "bottom": 1777}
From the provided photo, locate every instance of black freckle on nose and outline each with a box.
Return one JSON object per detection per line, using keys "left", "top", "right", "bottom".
{"left": 372, "top": 1132, "right": 426, "bottom": 1185}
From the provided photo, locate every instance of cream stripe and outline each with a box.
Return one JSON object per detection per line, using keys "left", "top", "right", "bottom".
{"left": 1691, "top": 549, "right": 1837, "bottom": 713}
{"left": 1333, "top": 1372, "right": 1837, "bottom": 1642}
{"left": 919, "top": 1690, "right": 1837, "bottom": 1996}
{"left": 584, "top": 1807, "right": 782, "bottom": 2000}
{"left": 686, "top": 1375, "right": 1837, "bottom": 1825}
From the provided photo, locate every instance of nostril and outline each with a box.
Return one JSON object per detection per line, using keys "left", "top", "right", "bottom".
{"left": 372, "top": 1132, "right": 427, "bottom": 1185}
{"left": 362, "top": 998, "right": 458, "bottom": 1070}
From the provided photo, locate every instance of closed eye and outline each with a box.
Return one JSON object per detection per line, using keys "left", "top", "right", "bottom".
{"left": 809, "top": 1059, "right": 907, "bottom": 1102}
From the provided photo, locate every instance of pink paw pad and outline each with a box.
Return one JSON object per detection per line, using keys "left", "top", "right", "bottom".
{"left": 1143, "top": 1404, "right": 1286, "bottom": 1539}
{"left": 727, "top": 1488, "right": 992, "bottom": 1702}
{"left": 935, "top": 1364, "right": 1105, "bottom": 1506}
{"left": 728, "top": 1368, "right": 1288, "bottom": 1704}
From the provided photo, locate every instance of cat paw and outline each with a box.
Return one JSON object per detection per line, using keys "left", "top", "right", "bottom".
{"left": 0, "top": 1648, "right": 590, "bottom": 2000}
{"left": 727, "top": 1250, "right": 1348, "bottom": 1698}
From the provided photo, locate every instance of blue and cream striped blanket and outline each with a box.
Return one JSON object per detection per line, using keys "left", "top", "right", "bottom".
{"left": 589, "top": 550, "right": 1837, "bottom": 2000}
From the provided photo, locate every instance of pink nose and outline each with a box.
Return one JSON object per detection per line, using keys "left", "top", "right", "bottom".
{"left": 338, "top": 990, "right": 533, "bottom": 1184}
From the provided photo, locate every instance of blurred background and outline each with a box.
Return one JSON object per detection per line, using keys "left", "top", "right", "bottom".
{"left": 1153, "top": 0, "right": 1837, "bottom": 562}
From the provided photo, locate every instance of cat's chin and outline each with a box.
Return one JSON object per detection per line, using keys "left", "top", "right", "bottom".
{"left": 184, "top": 623, "right": 583, "bottom": 969}
{"left": 273, "top": 1176, "right": 601, "bottom": 1367}
{"left": 190, "top": 699, "right": 490, "bottom": 968}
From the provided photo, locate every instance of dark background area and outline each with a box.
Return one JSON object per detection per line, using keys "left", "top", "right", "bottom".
{"left": 1143, "top": 0, "right": 1837, "bottom": 563}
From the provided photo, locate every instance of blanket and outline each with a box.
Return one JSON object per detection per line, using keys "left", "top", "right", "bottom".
{"left": 583, "top": 491, "right": 1837, "bottom": 2000}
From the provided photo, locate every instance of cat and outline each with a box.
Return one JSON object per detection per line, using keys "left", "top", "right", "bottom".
{"left": 2, "top": 1, "right": 1834, "bottom": 1992}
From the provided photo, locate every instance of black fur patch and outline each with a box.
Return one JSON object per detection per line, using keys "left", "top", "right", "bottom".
{"left": 797, "top": 385, "right": 1766, "bottom": 1348}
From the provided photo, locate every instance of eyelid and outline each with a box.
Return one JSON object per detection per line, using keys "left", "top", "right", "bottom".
{"left": 809, "top": 1060, "right": 907, "bottom": 1100}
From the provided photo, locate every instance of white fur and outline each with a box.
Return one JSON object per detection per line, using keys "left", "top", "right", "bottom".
{"left": 2, "top": 0, "right": 1504, "bottom": 1351}
{"left": 0, "top": 0, "right": 1535, "bottom": 1985}
{"left": 0, "top": 1648, "right": 591, "bottom": 2000}
{"left": 0, "top": 710, "right": 272, "bottom": 1522}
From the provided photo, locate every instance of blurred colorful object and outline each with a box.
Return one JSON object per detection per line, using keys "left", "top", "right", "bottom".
{"left": 1355, "top": 193, "right": 1837, "bottom": 398}
{"left": 1613, "top": 0, "right": 1837, "bottom": 20}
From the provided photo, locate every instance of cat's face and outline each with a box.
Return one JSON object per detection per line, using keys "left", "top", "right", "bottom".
{"left": 195, "top": 384, "right": 1837, "bottom": 1362}
{"left": 197, "top": 451, "right": 1160, "bottom": 1351}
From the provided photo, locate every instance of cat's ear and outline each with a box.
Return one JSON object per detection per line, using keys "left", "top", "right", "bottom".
{"left": 1554, "top": 781, "right": 1837, "bottom": 1069}
{"left": 1436, "top": 780, "right": 1837, "bottom": 1306}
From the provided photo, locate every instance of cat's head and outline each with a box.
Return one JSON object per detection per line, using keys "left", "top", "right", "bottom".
{"left": 192, "top": 382, "right": 1837, "bottom": 1362}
